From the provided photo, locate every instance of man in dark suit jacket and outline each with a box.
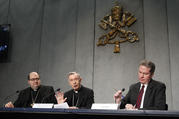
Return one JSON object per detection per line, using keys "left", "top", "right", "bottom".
{"left": 5, "top": 72, "right": 57, "bottom": 108}
{"left": 55, "top": 72, "right": 94, "bottom": 109}
{"left": 114, "top": 60, "right": 166, "bottom": 110}
{"left": 64, "top": 85, "right": 94, "bottom": 109}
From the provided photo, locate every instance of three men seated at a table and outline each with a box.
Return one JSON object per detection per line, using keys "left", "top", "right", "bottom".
{"left": 5, "top": 60, "right": 167, "bottom": 110}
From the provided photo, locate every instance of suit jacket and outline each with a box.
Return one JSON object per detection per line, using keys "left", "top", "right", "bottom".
{"left": 120, "top": 79, "right": 166, "bottom": 110}
{"left": 14, "top": 85, "right": 57, "bottom": 107}
{"left": 64, "top": 85, "right": 94, "bottom": 109}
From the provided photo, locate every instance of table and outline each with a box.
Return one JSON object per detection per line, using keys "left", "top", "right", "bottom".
{"left": 0, "top": 108, "right": 179, "bottom": 119}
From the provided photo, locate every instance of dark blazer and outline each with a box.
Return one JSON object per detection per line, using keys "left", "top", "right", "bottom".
{"left": 14, "top": 85, "right": 57, "bottom": 107}
{"left": 64, "top": 85, "right": 94, "bottom": 109}
{"left": 120, "top": 79, "right": 166, "bottom": 110}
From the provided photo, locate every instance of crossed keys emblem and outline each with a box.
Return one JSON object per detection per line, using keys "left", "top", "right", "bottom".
{"left": 97, "top": 3, "right": 139, "bottom": 53}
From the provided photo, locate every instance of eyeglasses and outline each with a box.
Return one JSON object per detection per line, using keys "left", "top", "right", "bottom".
{"left": 29, "top": 78, "right": 40, "bottom": 81}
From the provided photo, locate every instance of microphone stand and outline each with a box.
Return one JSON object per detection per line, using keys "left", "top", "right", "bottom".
{"left": 41, "top": 88, "right": 60, "bottom": 103}
{"left": 1, "top": 90, "right": 20, "bottom": 107}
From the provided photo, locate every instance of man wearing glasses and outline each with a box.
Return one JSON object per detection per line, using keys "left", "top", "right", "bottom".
{"left": 5, "top": 72, "right": 57, "bottom": 108}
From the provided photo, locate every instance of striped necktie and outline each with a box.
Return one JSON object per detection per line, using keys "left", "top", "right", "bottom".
{"left": 136, "top": 85, "right": 145, "bottom": 109}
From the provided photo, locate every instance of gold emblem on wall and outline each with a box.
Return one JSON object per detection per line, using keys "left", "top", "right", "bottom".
{"left": 97, "top": 2, "right": 139, "bottom": 53}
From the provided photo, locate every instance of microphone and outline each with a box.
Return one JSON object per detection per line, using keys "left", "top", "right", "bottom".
{"left": 121, "top": 88, "right": 125, "bottom": 99}
{"left": 4, "top": 90, "right": 20, "bottom": 101}
{"left": 114, "top": 88, "right": 125, "bottom": 92}
{"left": 41, "top": 88, "right": 60, "bottom": 103}
{"left": 1, "top": 90, "right": 20, "bottom": 107}
{"left": 56, "top": 88, "right": 61, "bottom": 92}
{"left": 114, "top": 88, "right": 125, "bottom": 103}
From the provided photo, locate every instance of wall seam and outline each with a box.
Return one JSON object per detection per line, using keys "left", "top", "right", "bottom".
{"left": 74, "top": 0, "right": 79, "bottom": 71}
{"left": 165, "top": 0, "right": 173, "bottom": 110}
{"left": 92, "top": 0, "right": 96, "bottom": 90}
{"left": 37, "top": 0, "right": 46, "bottom": 73}
{"left": 7, "top": 0, "right": 11, "bottom": 24}
{"left": 142, "top": 0, "right": 146, "bottom": 59}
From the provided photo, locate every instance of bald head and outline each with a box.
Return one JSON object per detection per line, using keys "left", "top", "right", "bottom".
{"left": 28, "top": 72, "right": 40, "bottom": 80}
{"left": 27, "top": 72, "right": 41, "bottom": 90}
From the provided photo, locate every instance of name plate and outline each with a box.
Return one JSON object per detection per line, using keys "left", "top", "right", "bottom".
{"left": 32, "top": 103, "right": 54, "bottom": 108}
{"left": 91, "top": 103, "right": 119, "bottom": 110}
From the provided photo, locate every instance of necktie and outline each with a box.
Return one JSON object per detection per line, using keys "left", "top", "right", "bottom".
{"left": 136, "top": 85, "right": 145, "bottom": 108}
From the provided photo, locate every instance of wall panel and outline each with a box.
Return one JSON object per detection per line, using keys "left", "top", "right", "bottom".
{"left": 167, "top": 0, "right": 179, "bottom": 110}
{"left": 39, "top": 0, "right": 78, "bottom": 91}
{"left": 0, "top": 0, "right": 44, "bottom": 106}
{"left": 94, "top": 0, "right": 144, "bottom": 103}
{"left": 143, "top": 0, "right": 172, "bottom": 109}
{"left": 75, "top": 0, "right": 95, "bottom": 88}
{"left": 0, "top": 0, "right": 9, "bottom": 24}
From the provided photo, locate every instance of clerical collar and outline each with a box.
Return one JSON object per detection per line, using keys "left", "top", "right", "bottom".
{"left": 31, "top": 86, "right": 40, "bottom": 92}
{"left": 73, "top": 85, "right": 82, "bottom": 93}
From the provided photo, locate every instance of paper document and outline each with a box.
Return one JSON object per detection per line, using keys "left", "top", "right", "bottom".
{"left": 53, "top": 102, "right": 69, "bottom": 109}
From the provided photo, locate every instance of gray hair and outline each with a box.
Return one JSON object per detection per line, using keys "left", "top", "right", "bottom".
{"left": 67, "top": 72, "right": 81, "bottom": 78}
{"left": 139, "top": 60, "right": 155, "bottom": 75}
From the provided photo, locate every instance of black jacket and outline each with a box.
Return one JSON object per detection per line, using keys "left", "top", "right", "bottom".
{"left": 120, "top": 79, "right": 166, "bottom": 110}
{"left": 14, "top": 85, "right": 57, "bottom": 107}
{"left": 64, "top": 85, "right": 94, "bottom": 109}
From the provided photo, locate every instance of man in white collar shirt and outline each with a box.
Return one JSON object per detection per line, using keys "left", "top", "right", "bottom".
{"left": 114, "top": 60, "right": 167, "bottom": 110}
{"left": 55, "top": 72, "right": 94, "bottom": 109}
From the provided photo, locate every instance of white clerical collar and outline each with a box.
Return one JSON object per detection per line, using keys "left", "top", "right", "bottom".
{"left": 73, "top": 85, "right": 82, "bottom": 93}
{"left": 74, "top": 90, "right": 78, "bottom": 93}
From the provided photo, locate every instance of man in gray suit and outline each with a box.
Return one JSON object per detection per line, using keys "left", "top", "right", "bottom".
{"left": 114, "top": 60, "right": 166, "bottom": 110}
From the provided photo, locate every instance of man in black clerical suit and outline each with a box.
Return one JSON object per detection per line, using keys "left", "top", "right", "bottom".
{"left": 114, "top": 60, "right": 167, "bottom": 110}
{"left": 55, "top": 72, "right": 94, "bottom": 109}
{"left": 5, "top": 72, "right": 57, "bottom": 108}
